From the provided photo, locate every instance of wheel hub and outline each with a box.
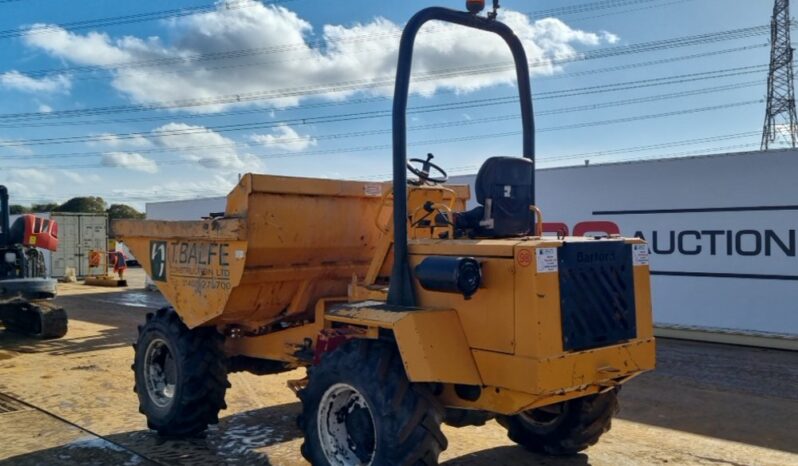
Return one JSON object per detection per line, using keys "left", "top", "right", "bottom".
{"left": 318, "top": 383, "right": 376, "bottom": 465}
{"left": 144, "top": 338, "right": 177, "bottom": 408}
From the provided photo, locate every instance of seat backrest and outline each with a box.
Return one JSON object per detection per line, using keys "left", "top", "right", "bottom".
{"left": 474, "top": 156, "right": 534, "bottom": 237}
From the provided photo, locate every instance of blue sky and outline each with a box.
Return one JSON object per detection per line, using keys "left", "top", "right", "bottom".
{"left": 0, "top": 0, "right": 777, "bottom": 208}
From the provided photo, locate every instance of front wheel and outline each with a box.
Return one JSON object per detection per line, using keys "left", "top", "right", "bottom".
{"left": 132, "top": 307, "right": 230, "bottom": 436}
{"left": 298, "top": 339, "right": 447, "bottom": 465}
{"left": 497, "top": 389, "right": 619, "bottom": 456}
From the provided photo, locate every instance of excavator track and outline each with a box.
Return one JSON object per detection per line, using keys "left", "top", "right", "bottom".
{"left": 0, "top": 299, "right": 68, "bottom": 339}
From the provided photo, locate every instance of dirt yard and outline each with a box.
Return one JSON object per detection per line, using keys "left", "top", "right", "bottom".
{"left": 1, "top": 268, "right": 797, "bottom": 465}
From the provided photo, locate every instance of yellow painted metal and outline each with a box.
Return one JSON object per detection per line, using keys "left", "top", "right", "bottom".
{"left": 116, "top": 217, "right": 249, "bottom": 328}
{"left": 513, "top": 240, "right": 563, "bottom": 359}
{"left": 471, "top": 338, "right": 655, "bottom": 395}
{"left": 115, "top": 174, "right": 391, "bottom": 329}
{"left": 114, "top": 170, "right": 656, "bottom": 417}
{"left": 325, "top": 303, "right": 482, "bottom": 385}
{"left": 437, "top": 383, "right": 605, "bottom": 415}
{"left": 322, "top": 294, "right": 653, "bottom": 415}
{"left": 224, "top": 298, "right": 337, "bottom": 364}
{"left": 410, "top": 253, "right": 516, "bottom": 354}
{"left": 408, "top": 238, "right": 518, "bottom": 257}
{"left": 83, "top": 276, "right": 127, "bottom": 287}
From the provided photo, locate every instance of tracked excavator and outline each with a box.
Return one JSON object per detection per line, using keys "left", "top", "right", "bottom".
{"left": 0, "top": 186, "right": 67, "bottom": 339}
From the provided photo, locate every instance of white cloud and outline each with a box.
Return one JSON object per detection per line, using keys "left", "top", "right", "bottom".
{"left": 24, "top": 26, "right": 133, "bottom": 66}
{"left": 601, "top": 31, "right": 620, "bottom": 45}
{"left": 0, "top": 169, "right": 55, "bottom": 202}
{"left": 101, "top": 152, "right": 159, "bottom": 173}
{"left": 153, "top": 122, "right": 262, "bottom": 170}
{"left": 56, "top": 169, "right": 101, "bottom": 185}
{"left": 0, "top": 71, "right": 71, "bottom": 94}
{"left": 21, "top": 1, "right": 617, "bottom": 112}
{"left": 89, "top": 133, "right": 153, "bottom": 149}
{"left": 38, "top": 104, "right": 53, "bottom": 113}
{"left": 107, "top": 174, "right": 237, "bottom": 207}
{"left": 249, "top": 124, "right": 316, "bottom": 152}
{"left": 6, "top": 168, "right": 52, "bottom": 184}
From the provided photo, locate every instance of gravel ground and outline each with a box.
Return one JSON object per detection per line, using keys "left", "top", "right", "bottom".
{"left": 1, "top": 268, "right": 796, "bottom": 465}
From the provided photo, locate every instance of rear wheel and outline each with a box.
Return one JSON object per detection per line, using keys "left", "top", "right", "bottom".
{"left": 132, "top": 307, "right": 230, "bottom": 436}
{"left": 497, "top": 389, "right": 619, "bottom": 455}
{"left": 298, "top": 339, "right": 447, "bottom": 465}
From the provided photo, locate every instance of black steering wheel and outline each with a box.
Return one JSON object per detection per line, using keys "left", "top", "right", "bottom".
{"left": 407, "top": 153, "right": 448, "bottom": 185}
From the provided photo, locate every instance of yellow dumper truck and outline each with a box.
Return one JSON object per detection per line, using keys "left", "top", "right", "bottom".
{"left": 115, "top": 3, "right": 655, "bottom": 464}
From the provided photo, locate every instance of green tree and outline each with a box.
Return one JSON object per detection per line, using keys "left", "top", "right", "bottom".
{"left": 55, "top": 196, "right": 107, "bottom": 213}
{"left": 107, "top": 204, "right": 144, "bottom": 220}
{"left": 30, "top": 202, "right": 59, "bottom": 213}
{"left": 9, "top": 205, "right": 30, "bottom": 215}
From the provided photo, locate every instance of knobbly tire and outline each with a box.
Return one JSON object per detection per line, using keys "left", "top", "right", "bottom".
{"left": 298, "top": 339, "right": 447, "bottom": 465}
{"left": 497, "top": 389, "right": 619, "bottom": 456}
{"left": 132, "top": 306, "right": 230, "bottom": 437}
{"left": 0, "top": 300, "right": 67, "bottom": 339}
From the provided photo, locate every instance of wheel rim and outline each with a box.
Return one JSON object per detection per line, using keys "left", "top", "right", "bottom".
{"left": 317, "top": 383, "right": 376, "bottom": 466}
{"left": 519, "top": 402, "right": 567, "bottom": 428}
{"left": 143, "top": 337, "right": 177, "bottom": 408}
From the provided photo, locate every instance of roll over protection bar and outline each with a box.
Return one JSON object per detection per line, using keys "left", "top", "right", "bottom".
{"left": 388, "top": 6, "right": 536, "bottom": 307}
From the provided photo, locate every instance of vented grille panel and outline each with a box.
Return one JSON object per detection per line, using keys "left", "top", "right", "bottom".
{"left": 558, "top": 242, "right": 637, "bottom": 351}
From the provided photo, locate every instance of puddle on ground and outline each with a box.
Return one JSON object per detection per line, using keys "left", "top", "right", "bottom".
{"left": 91, "top": 292, "right": 167, "bottom": 309}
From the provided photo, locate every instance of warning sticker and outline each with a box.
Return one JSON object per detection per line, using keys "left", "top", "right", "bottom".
{"left": 536, "top": 248, "right": 558, "bottom": 273}
{"left": 363, "top": 184, "right": 383, "bottom": 197}
{"left": 632, "top": 244, "right": 650, "bottom": 266}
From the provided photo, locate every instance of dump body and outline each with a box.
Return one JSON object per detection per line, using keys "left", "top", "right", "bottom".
{"left": 115, "top": 174, "right": 468, "bottom": 329}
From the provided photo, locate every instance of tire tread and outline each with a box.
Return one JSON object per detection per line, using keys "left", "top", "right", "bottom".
{"left": 133, "top": 306, "right": 229, "bottom": 437}
{"left": 298, "top": 339, "right": 447, "bottom": 465}
{"left": 500, "top": 389, "right": 619, "bottom": 456}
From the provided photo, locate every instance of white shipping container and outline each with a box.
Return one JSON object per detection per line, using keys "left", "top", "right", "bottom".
{"left": 50, "top": 212, "right": 108, "bottom": 278}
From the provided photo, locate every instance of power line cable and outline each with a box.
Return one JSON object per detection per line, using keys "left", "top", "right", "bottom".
{"left": 0, "top": 67, "right": 766, "bottom": 147}
{"left": 348, "top": 131, "right": 762, "bottom": 180}
{"left": 3, "top": 100, "right": 762, "bottom": 169}
{"left": 8, "top": 23, "right": 768, "bottom": 81}
{"left": 0, "top": 0, "right": 299, "bottom": 40}
{"left": 533, "top": 0, "right": 666, "bottom": 17}
{"left": 0, "top": 0, "right": 685, "bottom": 42}
{"left": 0, "top": 73, "right": 763, "bottom": 131}
{"left": 4, "top": 76, "right": 759, "bottom": 160}
{"left": 564, "top": 0, "right": 697, "bottom": 23}
{"left": 0, "top": 43, "right": 767, "bottom": 128}
{"left": 0, "top": 50, "right": 769, "bottom": 123}
{"left": 7, "top": 139, "right": 765, "bottom": 203}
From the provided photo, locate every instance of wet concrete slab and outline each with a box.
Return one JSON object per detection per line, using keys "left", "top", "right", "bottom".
{"left": 0, "top": 395, "right": 152, "bottom": 465}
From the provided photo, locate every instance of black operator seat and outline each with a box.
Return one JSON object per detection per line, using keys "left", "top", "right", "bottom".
{"left": 454, "top": 156, "right": 534, "bottom": 238}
